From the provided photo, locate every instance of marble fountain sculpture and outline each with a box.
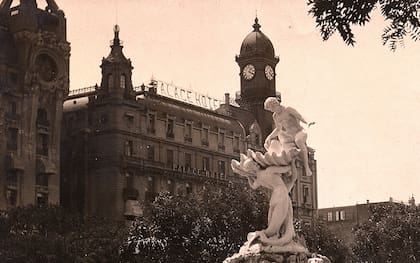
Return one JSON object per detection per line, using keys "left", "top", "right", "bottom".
{"left": 224, "top": 97, "right": 329, "bottom": 263}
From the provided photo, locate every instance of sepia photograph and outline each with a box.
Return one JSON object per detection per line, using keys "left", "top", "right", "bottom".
{"left": 0, "top": 0, "right": 419, "bottom": 262}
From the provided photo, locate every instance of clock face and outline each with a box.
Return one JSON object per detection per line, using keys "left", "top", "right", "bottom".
{"left": 35, "top": 54, "right": 58, "bottom": 82}
{"left": 265, "top": 65, "right": 274, "bottom": 80}
{"left": 242, "top": 64, "right": 255, "bottom": 80}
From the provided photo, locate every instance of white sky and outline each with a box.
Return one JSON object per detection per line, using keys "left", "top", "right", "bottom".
{"left": 54, "top": 0, "right": 419, "bottom": 208}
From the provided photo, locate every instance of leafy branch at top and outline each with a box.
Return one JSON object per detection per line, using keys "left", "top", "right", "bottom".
{"left": 308, "top": 0, "right": 420, "bottom": 51}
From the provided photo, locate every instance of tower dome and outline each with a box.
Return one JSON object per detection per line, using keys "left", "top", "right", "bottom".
{"left": 239, "top": 17, "right": 275, "bottom": 59}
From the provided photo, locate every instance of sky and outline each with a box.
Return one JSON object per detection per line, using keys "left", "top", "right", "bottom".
{"left": 50, "top": 0, "right": 419, "bottom": 208}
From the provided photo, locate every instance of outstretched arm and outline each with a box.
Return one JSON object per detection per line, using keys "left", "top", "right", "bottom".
{"left": 286, "top": 107, "right": 310, "bottom": 125}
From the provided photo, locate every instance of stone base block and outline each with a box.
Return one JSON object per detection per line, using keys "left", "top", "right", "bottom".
{"left": 224, "top": 251, "right": 309, "bottom": 263}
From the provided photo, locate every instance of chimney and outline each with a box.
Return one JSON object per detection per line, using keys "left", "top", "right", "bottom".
{"left": 225, "top": 93, "right": 230, "bottom": 105}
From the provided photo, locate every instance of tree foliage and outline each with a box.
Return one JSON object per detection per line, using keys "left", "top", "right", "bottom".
{"left": 295, "top": 219, "right": 353, "bottom": 263}
{"left": 120, "top": 182, "right": 269, "bottom": 263}
{"left": 308, "top": 0, "right": 420, "bottom": 50}
{"left": 353, "top": 203, "right": 420, "bottom": 262}
{"left": 0, "top": 205, "right": 127, "bottom": 263}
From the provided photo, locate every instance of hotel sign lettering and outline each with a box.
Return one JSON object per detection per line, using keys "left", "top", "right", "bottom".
{"left": 155, "top": 80, "right": 221, "bottom": 110}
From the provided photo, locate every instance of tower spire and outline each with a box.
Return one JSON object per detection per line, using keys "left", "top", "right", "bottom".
{"left": 253, "top": 17, "right": 261, "bottom": 32}
{"left": 113, "top": 24, "right": 121, "bottom": 46}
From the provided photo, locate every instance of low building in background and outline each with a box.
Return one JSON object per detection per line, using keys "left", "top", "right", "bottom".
{"left": 318, "top": 196, "right": 416, "bottom": 247}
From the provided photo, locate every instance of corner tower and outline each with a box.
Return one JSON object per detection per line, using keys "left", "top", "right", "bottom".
{"left": 0, "top": 0, "right": 70, "bottom": 209}
{"left": 235, "top": 18, "right": 279, "bottom": 138}
{"left": 98, "top": 25, "right": 134, "bottom": 100}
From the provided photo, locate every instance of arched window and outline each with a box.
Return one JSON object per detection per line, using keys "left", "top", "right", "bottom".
{"left": 108, "top": 74, "right": 113, "bottom": 89}
{"left": 120, "top": 75, "right": 126, "bottom": 89}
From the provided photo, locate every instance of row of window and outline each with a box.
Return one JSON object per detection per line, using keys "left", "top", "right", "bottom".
{"left": 6, "top": 127, "right": 49, "bottom": 156}
{"left": 290, "top": 184, "right": 312, "bottom": 204}
{"left": 107, "top": 74, "right": 126, "bottom": 89}
{"left": 147, "top": 113, "right": 240, "bottom": 151}
{"left": 5, "top": 103, "right": 50, "bottom": 126}
{"left": 6, "top": 189, "right": 48, "bottom": 207}
{"left": 327, "top": 210, "right": 346, "bottom": 221}
{"left": 5, "top": 171, "right": 49, "bottom": 207}
{"left": 124, "top": 142, "right": 227, "bottom": 177}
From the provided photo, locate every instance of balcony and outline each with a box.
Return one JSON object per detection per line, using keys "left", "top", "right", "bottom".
{"left": 184, "top": 135, "right": 192, "bottom": 143}
{"left": 233, "top": 147, "right": 240, "bottom": 154}
{"left": 166, "top": 132, "right": 174, "bottom": 139}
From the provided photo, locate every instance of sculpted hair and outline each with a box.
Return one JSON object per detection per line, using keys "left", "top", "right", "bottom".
{"left": 264, "top": 97, "right": 280, "bottom": 109}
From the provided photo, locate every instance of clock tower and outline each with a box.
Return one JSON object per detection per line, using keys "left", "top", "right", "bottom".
{"left": 235, "top": 17, "right": 279, "bottom": 138}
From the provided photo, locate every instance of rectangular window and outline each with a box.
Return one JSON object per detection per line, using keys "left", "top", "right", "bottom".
{"left": 234, "top": 136, "right": 240, "bottom": 152}
{"left": 148, "top": 113, "right": 155, "bottom": 133}
{"left": 7, "top": 128, "right": 18, "bottom": 151}
{"left": 36, "top": 109, "right": 49, "bottom": 126}
{"left": 36, "top": 173, "right": 49, "bottom": 187}
{"left": 202, "top": 157, "right": 210, "bottom": 171}
{"left": 219, "top": 131, "right": 225, "bottom": 145}
{"left": 125, "top": 113, "right": 134, "bottom": 125}
{"left": 37, "top": 133, "right": 49, "bottom": 156}
{"left": 185, "top": 153, "right": 192, "bottom": 170}
{"left": 6, "top": 188, "right": 17, "bottom": 207}
{"left": 218, "top": 160, "right": 226, "bottom": 177}
{"left": 125, "top": 141, "right": 133, "bottom": 156}
{"left": 218, "top": 131, "right": 225, "bottom": 151}
{"left": 327, "top": 212, "right": 333, "bottom": 222}
{"left": 120, "top": 75, "right": 126, "bottom": 89}
{"left": 166, "top": 150, "right": 174, "bottom": 168}
{"left": 303, "top": 185, "right": 309, "bottom": 204}
{"left": 6, "top": 101, "right": 17, "bottom": 119}
{"left": 6, "top": 170, "right": 18, "bottom": 207}
{"left": 147, "top": 145, "right": 154, "bottom": 160}
{"left": 167, "top": 119, "right": 174, "bottom": 138}
{"left": 185, "top": 123, "right": 192, "bottom": 142}
{"left": 108, "top": 74, "right": 113, "bottom": 88}
{"left": 6, "top": 170, "right": 18, "bottom": 186}
{"left": 335, "top": 211, "right": 340, "bottom": 221}
{"left": 202, "top": 127, "right": 209, "bottom": 146}
{"left": 340, "top": 210, "right": 346, "bottom": 221}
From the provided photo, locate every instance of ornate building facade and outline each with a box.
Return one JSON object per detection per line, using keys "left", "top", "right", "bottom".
{"left": 0, "top": 0, "right": 69, "bottom": 209}
{"left": 61, "top": 18, "right": 318, "bottom": 222}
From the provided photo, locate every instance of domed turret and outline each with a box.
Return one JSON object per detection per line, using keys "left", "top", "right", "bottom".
{"left": 239, "top": 18, "right": 275, "bottom": 59}
{"left": 98, "top": 25, "right": 134, "bottom": 99}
